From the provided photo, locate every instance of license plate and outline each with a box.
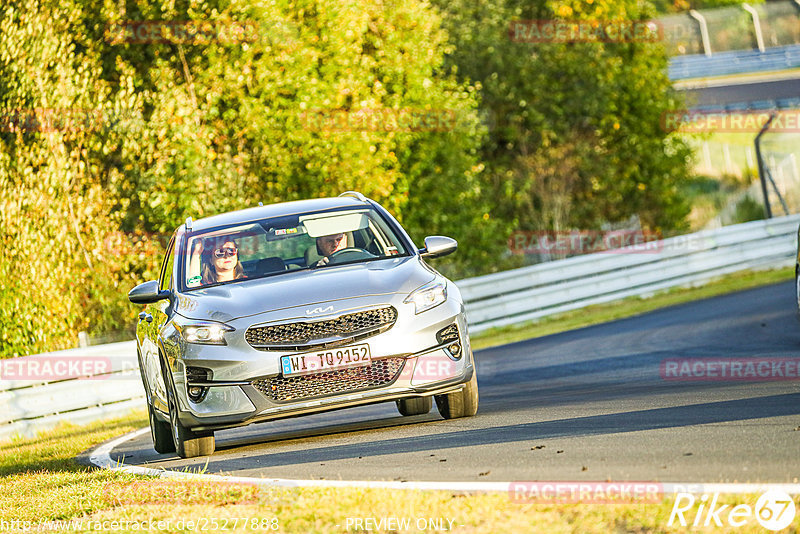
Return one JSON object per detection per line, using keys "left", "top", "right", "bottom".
{"left": 281, "top": 343, "right": 371, "bottom": 377}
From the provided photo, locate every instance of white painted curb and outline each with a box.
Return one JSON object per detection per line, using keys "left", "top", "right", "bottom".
{"left": 88, "top": 427, "right": 800, "bottom": 495}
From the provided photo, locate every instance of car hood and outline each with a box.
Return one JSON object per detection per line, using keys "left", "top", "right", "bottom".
{"left": 174, "top": 256, "right": 436, "bottom": 322}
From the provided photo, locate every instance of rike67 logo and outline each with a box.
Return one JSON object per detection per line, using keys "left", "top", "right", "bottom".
{"left": 669, "top": 490, "right": 796, "bottom": 531}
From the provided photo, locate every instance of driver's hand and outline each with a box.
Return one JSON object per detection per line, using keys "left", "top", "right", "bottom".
{"left": 314, "top": 256, "right": 330, "bottom": 267}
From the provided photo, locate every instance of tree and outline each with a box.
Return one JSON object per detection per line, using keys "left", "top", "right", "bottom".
{"left": 430, "top": 0, "right": 694, "bottom": 244}
{"left": 0, "top": 0, "right": 492, "bottom": 356}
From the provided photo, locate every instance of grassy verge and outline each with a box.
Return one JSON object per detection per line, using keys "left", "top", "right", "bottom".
{"left": 0, "top": 412, "right": 792, "bottom": 533}
{"left": 470, "top": 267, "right": 794, "bottom": 351}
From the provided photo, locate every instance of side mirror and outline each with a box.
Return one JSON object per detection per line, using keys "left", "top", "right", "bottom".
{"left": 419, "top": 236, "right": 458, "bottom": 259}
{"left": 128, "top": 280, "right": 170, "bottom": 304}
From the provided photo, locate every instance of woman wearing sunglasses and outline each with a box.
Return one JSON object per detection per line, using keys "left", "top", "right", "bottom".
{"left": 187, "top": 238, "right": 246, "bottom": 287}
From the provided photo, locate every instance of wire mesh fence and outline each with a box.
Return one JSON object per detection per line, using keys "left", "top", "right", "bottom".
{"left": 659, "top": 0, "right": 800, "bottom": 56}
{"left": 760, "top": 130, "right": 800, "bottom": 216}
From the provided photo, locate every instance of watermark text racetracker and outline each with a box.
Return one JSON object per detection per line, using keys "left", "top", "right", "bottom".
{"left": 509, "top": 230, "right": 663, "bottom": 255}
{"left": 508, "top": 19, "right": 663, "bottom": 43}
{"left": 509, "top": 229, "right": 713, "bottom": 255}
{"left": 299, "top": 108, "right": 456, "bottom": 132}
{"left": 0, "top": 517, "right": 279, "bottom": 531}
{"left": 509, "top": 481, "right": 663, "bottom": 503}
{"left": 0, "top": 354, "right": 138, "bottom": 381}
{"left": 662, "top": 110, "right": 800, "bottom": 133}
{"left": 661, "top": 358, "right": 800, "bottom": 382}
{"left": 1, "top": 357, "right": 112, "bottom": 381}
{"left": 102, "top": 480, "right": 262, "bottom": 506}
{"left": 0, "top": 108, "right": 185, "bottom": 134}
{"left": 508, "top": 483, "right": 798, "bottom": 531}
{"left": 104, "top": 20, "right": 258, "bottom": 44}
{"left": 0, "top": 108, "right": 109, "bottom": 133}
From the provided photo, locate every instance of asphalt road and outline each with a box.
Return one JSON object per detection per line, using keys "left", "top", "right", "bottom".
{"left": 110, "top": 281, "right": 800, "bottom": 483}
{"left": 683, "top": 78, "right": 800, "bottom": 107}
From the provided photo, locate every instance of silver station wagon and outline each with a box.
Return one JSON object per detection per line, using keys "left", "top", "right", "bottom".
{"left": 129, "top": 192, "right": 478, "bottom": 458}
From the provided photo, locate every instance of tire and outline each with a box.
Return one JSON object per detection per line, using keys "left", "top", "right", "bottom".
{"left": 142, "top": 349, "right": 174, "bottom": 454}
{"left": 149, "top": 402, "right": 175, "bottom": 454}
{"left": 167, "top": 384, "right": 215, "bottom": 458}
{"left": 795, "top": 268, "right": 800, "bottom": 319}
{"left": 434, "top": 370, "right": 478, "bottom": 420}
{"left": 396, "top": 396, "right": 432, "bottom": 416}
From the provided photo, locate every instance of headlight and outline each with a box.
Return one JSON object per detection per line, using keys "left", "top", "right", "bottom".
{"left": 175, "top": 318, "right": 234, "bottom": 345}
{"left": 404, "top": 279, "right": 447, "bottom": 314}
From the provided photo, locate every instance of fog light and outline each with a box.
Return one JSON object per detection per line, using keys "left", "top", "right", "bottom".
{"left": 444, "top": 342, "right": 461, "bottom": 360}
{"left": 187, "top": 386, "right": 208, "bottom": 402}
{"left": 185, "top": 367, "right": 211, "bottom": 402}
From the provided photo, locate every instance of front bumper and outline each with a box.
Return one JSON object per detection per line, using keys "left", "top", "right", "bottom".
{"left": 182, "top": 358, "right": 474, "bottom": 432}
{"left": 167, "top": 289, "right": 473, "bottom": 432}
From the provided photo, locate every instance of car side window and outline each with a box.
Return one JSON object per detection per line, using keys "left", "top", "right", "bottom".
{"left": 159, "top": 236, "right": 176, "bottom": 291}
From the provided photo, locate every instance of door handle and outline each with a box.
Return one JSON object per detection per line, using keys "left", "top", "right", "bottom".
{"left": 138, "top": 312, "right": 153, "bottom": 323}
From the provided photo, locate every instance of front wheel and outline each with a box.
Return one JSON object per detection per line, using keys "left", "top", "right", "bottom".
{"left": 434, "top": 371, "right": 478, "bottom": 419}
{"left": 795, "top": 268, "right": 800, "bottom": 319}
{"left": 167, "top": 387, "right": 215, "bottom": 458}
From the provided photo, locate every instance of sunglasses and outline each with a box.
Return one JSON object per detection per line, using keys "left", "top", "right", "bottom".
{"left": 213, "top": 246, "right": 238, "bottom": 258}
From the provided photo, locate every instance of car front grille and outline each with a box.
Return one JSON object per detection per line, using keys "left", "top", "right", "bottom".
{"left": 245, "top": 306, "right": 398, "bottom": 351}
{"left": 252, "top": 357, "right": 407, "bottom": 402}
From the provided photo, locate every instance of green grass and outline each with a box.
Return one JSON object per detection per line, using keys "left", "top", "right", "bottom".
{"left": 470, "top": 267, "right": 794, "bottom": 351}
{"left": 684, "top": 128, "right": 799, "bottom": 185}
{"left": 0, "top": 412, "right": 793, "bottom": 532}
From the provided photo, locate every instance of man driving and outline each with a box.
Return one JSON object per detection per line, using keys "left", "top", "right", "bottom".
{"left": 314, "top": 232, "right": 347, "bottom": 266}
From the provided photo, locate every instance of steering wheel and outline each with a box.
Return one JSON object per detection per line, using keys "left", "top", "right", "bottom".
{"left": 327, "top": 247, "right": 377, "bottom": 263}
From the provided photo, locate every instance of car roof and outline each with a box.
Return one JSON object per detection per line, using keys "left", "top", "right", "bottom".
{"left": 188, "top": 197, "right": 371, "bottom": 233}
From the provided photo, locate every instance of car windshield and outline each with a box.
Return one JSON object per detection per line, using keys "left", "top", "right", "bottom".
{"left": 183, "top": 208, "right": 409, "bottom": 289}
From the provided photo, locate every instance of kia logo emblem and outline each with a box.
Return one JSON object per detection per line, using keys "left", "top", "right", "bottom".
{"left": 306, "top": 305, "right": 334, "bottom": 315}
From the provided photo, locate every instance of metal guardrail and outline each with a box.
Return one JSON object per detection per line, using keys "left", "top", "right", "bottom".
{"left": 461, "top": 214, "right": 800, "bottom": 333}
{"left": 668, "top": 43, "right": 800, "bottom": 80}
{"left": 0, "top": 341, "right": 142, "bottom": 441}
{"left": 2, "top": 215, "right": 799, "bottom": 440}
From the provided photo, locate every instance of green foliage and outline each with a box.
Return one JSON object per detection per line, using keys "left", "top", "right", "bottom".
{"left": 678, "top": 173, "right": 761, "bottom": 229}
{"left": 732, "top": 195, "right": 766, "bottom": 224}
{"left": 682, "top": 175, "right": 721, "bottom": 198}
{"left": 0, "top": 0, "right": 159, "bottom": 356}
{"left": 0, "top": 0, "right": 490, "bottom": 356}
{"left": 0, "top": 0, "right": 698, "bottom": 357}
{"left": 430, "top": 0, "right": 694, "bottom": 241}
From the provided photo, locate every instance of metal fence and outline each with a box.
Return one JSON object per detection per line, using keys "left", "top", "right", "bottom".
{"left": 0, "top": 341, "right": 141, "bottom": 441}
{"left": 760, "top": 130, "right": 800, "bottom": 217}
{"left": 661, "top": 0, "right": 800, "bottom": 81}
{"left": 2, "top": 214, "right": 799, "bottom": 441}
{"left": 668, "top": 44, "right": 800, "bottom": 80}
{"left": 659, "top": 1, "right": 800, "bottom": 59}
{"left": 461, "top": 214, "right": 799, "bottom": 333}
